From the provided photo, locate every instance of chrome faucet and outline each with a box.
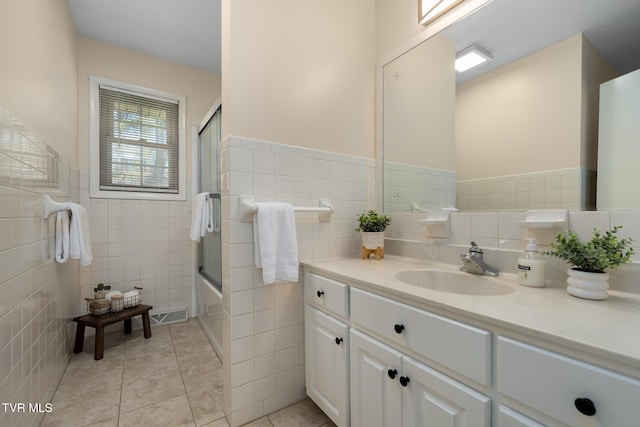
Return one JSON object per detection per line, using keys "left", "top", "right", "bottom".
{"left": 460, "top": 241, "right": 499, "bottom": 276}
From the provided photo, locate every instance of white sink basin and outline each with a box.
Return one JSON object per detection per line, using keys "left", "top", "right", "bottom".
{"left": 393, "top": 269, "right": 514, "bottom": 296}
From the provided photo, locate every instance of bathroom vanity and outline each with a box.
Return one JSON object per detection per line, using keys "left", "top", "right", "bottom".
{"left": 302, "top": 257, "right": 640, "bottom": 427}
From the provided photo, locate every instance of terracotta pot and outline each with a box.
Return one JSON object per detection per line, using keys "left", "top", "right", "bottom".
{"left": 566, "top": 268, "right": 609, "bottom": 300}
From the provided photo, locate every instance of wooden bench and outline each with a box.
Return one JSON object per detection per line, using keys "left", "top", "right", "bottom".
{"left": 73, "top": 304, "right": 153, "bottom": 360}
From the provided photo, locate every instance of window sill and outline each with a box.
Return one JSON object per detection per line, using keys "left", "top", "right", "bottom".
{"left": 90, "top": 189, "right": 186, "bottom": 202}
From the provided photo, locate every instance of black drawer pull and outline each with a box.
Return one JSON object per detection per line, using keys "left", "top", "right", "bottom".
{"left": 394, "top": 324, "right": 405, "bottom": 334}
{"left": 387, "top": 369, "right": 397, "bottom": 379}
{"left": 317, "top": 290, "right": 324, "bottom": 297}
{"left": 575, "top": 398, "right": 596, "bottom": 416}
{"left": 399, "top": 376, "right": 410, "bottom": 387}
{"left": 335, "top": 337, "right": 343, "bottom": 345}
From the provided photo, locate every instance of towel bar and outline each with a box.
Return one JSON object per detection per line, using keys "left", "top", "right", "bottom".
{"left": 42, "top": 194, "right": 71, "bottom": 219}
{"left": 238, "top": 196, "right": 334, "bottom": 223}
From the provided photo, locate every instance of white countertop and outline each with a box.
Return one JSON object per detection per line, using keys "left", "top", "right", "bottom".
{"left": 302, "top": 256, "right": 640, "bottom": 371}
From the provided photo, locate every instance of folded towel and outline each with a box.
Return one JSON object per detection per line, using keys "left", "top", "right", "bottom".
{"left": 190, "top": 192, "right": 214, "bottom": 242}
{"left": 253, "top": 202, "right": 299, "bottom": 284}
{"left": 55, "top": 211, "right": 70, "bottom": 263}
{"left": 66, "top": 202, "right": 93, "bottom": 266}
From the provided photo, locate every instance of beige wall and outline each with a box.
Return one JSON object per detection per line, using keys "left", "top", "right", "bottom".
{"left": 0, "top": 0, "right": 78, "bottom": 167}
{"left": 383, "top": 35, "right": 456, "bottom": 169}
{"left": 222, "top": 0, "right": 375, "bottom": 158}
{"left": 455, "top": 34, "right": 584, "bottom": 181}
{"left": 77, "top": 37, "right": 221, "bottom": 172}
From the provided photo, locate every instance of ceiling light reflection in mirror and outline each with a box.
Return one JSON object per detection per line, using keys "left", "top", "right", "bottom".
{"left": 455, "top": 44, "right": 493, "bottom": 72}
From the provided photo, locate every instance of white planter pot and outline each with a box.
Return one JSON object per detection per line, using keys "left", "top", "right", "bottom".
{"left": 361, "top": 232, "right": 385, "bottom": 250}
{"left": 566, "top": 268, "right": 609, "bottom": 300}
{"left": 360, "top": 232, "right": 385, "bottom": 260}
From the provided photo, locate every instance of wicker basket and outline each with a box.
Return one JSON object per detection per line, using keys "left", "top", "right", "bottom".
{"left": 86, "top": 298, "right": 110, "bottom": 315}
{"left": 122, "top": 287, "right": 142, "bottom": 308}
{"left": 86, "top": 286, "right": 143, "bottom": 315}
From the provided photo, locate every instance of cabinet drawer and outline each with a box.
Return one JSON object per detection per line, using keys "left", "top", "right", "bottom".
{"left": 304, "top": 271, "right": 349, "bottom": 317}
{"left": 498, "top": 336, "right": 640, "bottom": 426}
{"left": 351, "top": 288, "right": 491, "bottom": 386}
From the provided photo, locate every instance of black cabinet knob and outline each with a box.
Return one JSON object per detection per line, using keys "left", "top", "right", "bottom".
{"left": 394, "top": 324, "right": 405, "bottom": 334}
{"left": 317, "top": 290, "right": 324, "bottom": 297}
{"left": 335, "top": 337, "right": 343, "bottom": 345}
{"left": 399, "top": 376, "right": 410, "bottom": 387}
{"left": 387, "top": 369, "right": 397, "bottom": 379}
{"left": 575, "top": 398, "right": 596, "bottom": 416}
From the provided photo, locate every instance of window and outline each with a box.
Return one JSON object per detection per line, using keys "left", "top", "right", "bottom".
{"left": 89, "top": 76, "right": 186, "bottom": 200}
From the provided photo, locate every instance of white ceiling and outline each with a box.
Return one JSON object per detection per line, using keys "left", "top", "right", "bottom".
{"left": 442, "top": 0, "right": 640, "bottom": 84}
{"left": 67, "top": 0, "right": 640, "bottom": 83}
{"left": 67, "top": 0, "right": 221, "bottom": 74}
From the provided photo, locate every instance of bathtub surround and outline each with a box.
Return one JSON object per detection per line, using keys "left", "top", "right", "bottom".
{"left": 221, "top": 135, "right": 375, "bottom": 426}
{"left": 0, "top": 107, "right": 80, "bottom": 427}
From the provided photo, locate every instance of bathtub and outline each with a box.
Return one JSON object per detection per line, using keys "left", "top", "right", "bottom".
{"left": 196, "top": 273, "right": 223, "bottom": 361}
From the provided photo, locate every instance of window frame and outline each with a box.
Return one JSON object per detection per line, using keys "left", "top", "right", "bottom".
{"left": 89, "top": 76, "right": 187, "bottom": 201}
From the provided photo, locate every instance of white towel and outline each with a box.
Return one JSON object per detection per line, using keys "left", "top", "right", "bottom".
{"left": 190, "top": 192, "right": 214, "bottom": 242}
{"left": 55, "top": 211, "right": 70, "bottom": 263}
{"left": 253, "top": 202, "right": 299, "bottom": 284}
{"left": 66, "top": 202, "right": 93, "bottom": 266}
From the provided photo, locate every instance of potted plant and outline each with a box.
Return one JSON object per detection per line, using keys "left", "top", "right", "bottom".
{"left": 544, "top": 226, "right": 634, "bottom": 300}
{"left": 93, "top": 283, "right": 111, "bottom": 300}
{"left": 356, "top": 210, "right": 392, "bottom": 260}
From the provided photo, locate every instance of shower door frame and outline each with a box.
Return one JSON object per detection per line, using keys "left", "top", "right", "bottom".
{"left": 190, "top": 99, "right": 222, "bottom": 313}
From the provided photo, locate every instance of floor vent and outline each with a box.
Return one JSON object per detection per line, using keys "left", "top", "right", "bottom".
{"left": 130, "top": 308, "right": 190, "bottom": 329}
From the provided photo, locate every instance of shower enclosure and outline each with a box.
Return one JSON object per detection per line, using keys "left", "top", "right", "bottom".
{"left": 195, "top": 102, "right": 223, "bottom": 359}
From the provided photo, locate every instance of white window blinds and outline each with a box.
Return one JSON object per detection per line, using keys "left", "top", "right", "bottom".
{"left": 98, "top": 86, "right": 180, "bottom": 193}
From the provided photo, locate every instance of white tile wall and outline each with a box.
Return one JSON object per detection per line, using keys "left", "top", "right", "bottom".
{"left": 384, "top": 161, "right": 456, "bottom": 213}
{"left": 221, "top": 136, "right": 375, "bottom": 426}
{"left": 78, "top": 177, "right": 193, "bottom": 315}
{"left": 0, "top": 107, "right": 80, "bottom": 427}
{"left": 456, "top": 167, "right": 596, "bottom": 211}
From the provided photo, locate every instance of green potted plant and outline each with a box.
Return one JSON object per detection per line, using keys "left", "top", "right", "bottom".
{"left": 544, "top": 226, "right": 634, "bottom": 300}
{"left": 93, "top": 283, "right": 111, "bottom": 300}
{"left": 356, "top": 210, "right": 392, "bottom": 260}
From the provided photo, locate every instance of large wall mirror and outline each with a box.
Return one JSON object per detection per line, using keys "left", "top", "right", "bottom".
{"left": 383, "top": 0, "right": 640, "bottom": 213}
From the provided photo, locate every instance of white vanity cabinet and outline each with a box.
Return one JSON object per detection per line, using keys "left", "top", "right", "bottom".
{"left": 497, "top": 406, "right": 545, "bottom": 427}
{"left": 304, "top": 272, "right": 350, "bottom": 427}
{"left": 303, "top": 265, "right": 640, "bottom": 427}
{"left": 497, "top": 336, "right": 640, "bottom": 427}
{"left": 349, "top": 329, "right": 403, "bottom": 427}
{"left": 349, "top": 292, "right": 490, "bottom": 427}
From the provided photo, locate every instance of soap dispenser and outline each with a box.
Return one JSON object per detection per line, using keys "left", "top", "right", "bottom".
{"left": 517, "top": 239, "right": 546, "bottom": 287}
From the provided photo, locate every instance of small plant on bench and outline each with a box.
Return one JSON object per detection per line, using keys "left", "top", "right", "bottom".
{"left": 93, "top": 283, "right": 111, "bottom": 299}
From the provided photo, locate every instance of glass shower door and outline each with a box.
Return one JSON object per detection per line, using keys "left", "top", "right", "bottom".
{"left": 198, "top": 106, "right": 222, "bottom": 290}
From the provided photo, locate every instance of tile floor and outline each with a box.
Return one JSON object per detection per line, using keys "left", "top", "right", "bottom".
{"left": 41, "top": 319, "right": 335, "bottom": 427}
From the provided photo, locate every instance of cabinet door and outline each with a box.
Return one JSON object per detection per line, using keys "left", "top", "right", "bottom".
{"left": 350, "top": 329, "right": 403, "bottom": 427}
{"left": 305, "top": 305, "right": 349, "bottom": 427}
{"left": 498, "top": 406, "right": 545, "bottom": 427}
{"left": 402, "top": 356, "right": 490, "bottom": 427}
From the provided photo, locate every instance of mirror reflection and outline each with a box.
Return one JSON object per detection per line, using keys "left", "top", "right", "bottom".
{"left": 383, "top": 0, "right": 640, "bottom": 213}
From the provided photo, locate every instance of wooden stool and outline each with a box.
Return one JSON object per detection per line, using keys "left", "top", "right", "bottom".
{"left": 73, "top": 304, "right": 153, "bottom": 360}
{"left": 361, "top": 246, "right": 384, "bottom": 260}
